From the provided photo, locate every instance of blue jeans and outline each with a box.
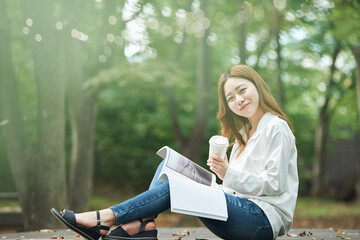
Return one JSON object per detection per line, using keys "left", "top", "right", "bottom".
{"left": 110, "top": 160, "right": 273, "bottom": 240}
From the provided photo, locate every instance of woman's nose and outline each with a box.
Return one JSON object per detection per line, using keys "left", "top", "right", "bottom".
{"left": 235, "top": 95, "right": 244, "bottom": 104}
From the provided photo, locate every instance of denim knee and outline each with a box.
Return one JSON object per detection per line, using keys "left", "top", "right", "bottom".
{"left": 149, "top": 160, "right": 165, "bottom": 189}
{"left": 198, "top": 194, "right": 273, "bottom": 240}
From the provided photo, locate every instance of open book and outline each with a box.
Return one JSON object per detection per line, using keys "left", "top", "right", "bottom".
{"left": 156, "top": 146, "right": 228, "bottom": 221}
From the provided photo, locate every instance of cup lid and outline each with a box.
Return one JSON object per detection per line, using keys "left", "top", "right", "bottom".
{"left": 209, "top": 135, "right": 229, "bottom": 146}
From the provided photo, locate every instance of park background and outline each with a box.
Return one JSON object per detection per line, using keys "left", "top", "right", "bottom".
{"left": 1, "top": 0, "right": 360, "bottom": 232}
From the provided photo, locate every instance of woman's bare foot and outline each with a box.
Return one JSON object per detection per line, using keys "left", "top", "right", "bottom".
{"left": 121, "top": 218, "right": 156, "bottom": 235}
{"left": 63, "top": 209, "right": 116, "bottom": 236}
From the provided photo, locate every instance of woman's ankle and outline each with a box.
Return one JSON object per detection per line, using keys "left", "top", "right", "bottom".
{"left": 74, "top": 209, "right": 115, "bottom": 235}
{"left": 122, "top": 218, "right": 156, "bottom": 235}
{"left": 99, "top": 209, "right": 116, "bottom": 227}
{"left": 143, "top": 219, "right": 156, "bottom": 231}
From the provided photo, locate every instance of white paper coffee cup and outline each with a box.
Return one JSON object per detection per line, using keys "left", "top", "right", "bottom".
{"left": 209, "top": 135, "right": 229, "bottom": 159}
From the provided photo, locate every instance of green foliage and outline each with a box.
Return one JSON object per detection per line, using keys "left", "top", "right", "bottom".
{"left": 295, "top": 197, "right": 360, "bottom": 218}
{"left": 330, "top": 0, "right": 360, "bottom": 46}
{"left": 92, "top": 64, "right": 171, "bottom": 188}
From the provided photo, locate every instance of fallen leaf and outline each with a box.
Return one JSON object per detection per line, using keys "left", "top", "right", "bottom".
{"left": 297, "top": 230, "right": 313, "bottom": 237}
{"left": 1, "top": 237, "right": 7, "bottom": 239}
{"left": 286, "top": 233, "right": 298, "bottom": 237}
{"left": 40, "top": 229, "right": 56, "bottom": 233}
{"left": 75, "top": 233, "right": 81, "bottom": 237}
{"left": 337, "top": 230, "right": 346, "bottom": 235}
{"left": 51, "top": 236, "right": 64, "bottom": 239}
{"left": 337, "top": 236, "right": 344, "bottom": 240}
{"left": 172, "top": 229, "right": 190, "bottom": 237}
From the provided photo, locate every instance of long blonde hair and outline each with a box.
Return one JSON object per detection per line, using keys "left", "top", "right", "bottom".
{"left": 217, "top": 65, "right": 293, "bottom": 152}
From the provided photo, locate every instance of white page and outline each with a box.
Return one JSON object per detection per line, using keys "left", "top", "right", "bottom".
{"left": 157, "top": 146, "right": 216, "bottom": 187}
{"left": 167, "top": 174, "right": 228, "bottom": 221}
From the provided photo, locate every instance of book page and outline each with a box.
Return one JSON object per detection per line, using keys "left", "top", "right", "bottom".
{"left": 156, "top": 146, "right": 228, "bottom": 221}
{"left": 167, "top": 174, "right": 228, "bottom": 221}
{"left": 166, "top": 150, "right": 212, "bottom": 186}
{"left": 157, "top": 146, "right": 215, "bottom": 187}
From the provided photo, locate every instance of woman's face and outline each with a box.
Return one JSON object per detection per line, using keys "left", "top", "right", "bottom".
{"left": 224, "top": 77, "right": 261, "bottom": 120}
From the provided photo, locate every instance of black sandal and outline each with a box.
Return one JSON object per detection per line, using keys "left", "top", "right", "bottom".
{"left": 50, "top": 208, "right": 110, "bottom": 240}
{"left": 102, "top": 219, "right": 158, "bottom": 240}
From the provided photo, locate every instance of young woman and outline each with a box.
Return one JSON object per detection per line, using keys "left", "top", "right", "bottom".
{"left": 51, "top": 65, "right": 298, "bottom": 240}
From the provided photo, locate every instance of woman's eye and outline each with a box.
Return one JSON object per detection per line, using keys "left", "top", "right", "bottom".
{"left": 227, "top": 97, "right": 234, "bottom": 102}
{"left": 239, "top": 88, "right": 246, "bottom": 94}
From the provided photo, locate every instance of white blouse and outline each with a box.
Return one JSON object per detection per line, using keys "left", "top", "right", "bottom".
{"left": 221, "top": 112, "right": 299, "bottom": 239}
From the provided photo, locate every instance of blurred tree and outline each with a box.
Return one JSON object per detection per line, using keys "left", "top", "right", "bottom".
{"left": 237, "top": 1, "right": 248, "bottom": 64}
{"left": 19, "top": 0, "right": 67, "bottom": 229}
{"left": 0, "top": 0, "right": 34, "bottom": 229}
{"left": 272, "top": 1, "right": 285, "bottom": 108}
{"left": 328, "top": 0, "right": 360, "bottom": 202}
{"left": 312, "top": 40, "right": 341, "bottom": 197}
{"left": 186, "top": 0, "right": 211, "bottom": 161}
{"left": 61, "top": 0, "right": 98, "bottom": 213}
{"left": 164, "top": 0, "right": 211, "bottom": 162}
{"left": 166, "top": 1, "right": 192, "bottom": 157}
{"left": 352, "top": 45, "right": 360, "bottom": 203}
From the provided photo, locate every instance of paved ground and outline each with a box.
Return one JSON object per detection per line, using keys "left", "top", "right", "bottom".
{"left": 0, "top": 228, "right": 359, "bottom": 240}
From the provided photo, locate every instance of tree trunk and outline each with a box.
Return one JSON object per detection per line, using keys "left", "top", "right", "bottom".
{"left": 238, "top": 23, "right": 246, "bottom": 64}
{"left": 21, "top": 0, "right": 67, "bottom": 229}
{"left": 167, "top": 2, "right": 189, "bottom": 148}
{"left": 273, "top": 7, "right": 285, "bottom": 108}
{"left": 177, "top": 0, "right": 211, "bottom": 162}
{"left": 351, "top": 44, "right": 360, "bottom": 204}
{"left": 0, "top": 0, "right": 33, "bottom": 230}
{"left": 311, "top": 114, "right": 329, "bottom": 197}
{"left": 67, "top": 94, "right": 97, "bottom": 213}
{"left": 61, "top": 0, "right": 98, "bottom": 212}
{"left": 238, "top": 1, "right": 247, "bottom": 64}
{"left": 166, "top": 1, "right": 210, "bottom": 163}
{"left": 311, "top": 42, "right": 341, "bottom": 198}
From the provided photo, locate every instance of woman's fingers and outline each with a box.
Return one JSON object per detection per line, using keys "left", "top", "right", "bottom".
{"left": 209, "top": 155, "right": 225, "bottom": 164}
{"left": 209, "top": 154, "right": 221, "bottom": 161}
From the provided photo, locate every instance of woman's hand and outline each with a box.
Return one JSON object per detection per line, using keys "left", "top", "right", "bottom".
{"left": 207, "top": 154, "right": 229, "bottom": 180}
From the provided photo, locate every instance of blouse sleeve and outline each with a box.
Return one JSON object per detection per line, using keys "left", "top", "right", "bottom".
{"left": 222, "top": 122, "right": 294, "bottom": 196}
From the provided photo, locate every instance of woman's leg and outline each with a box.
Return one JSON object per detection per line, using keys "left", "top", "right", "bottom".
{"left": 108, "top": 160, "right": 169, "bottom": 227}
{"left": 109, "top": 181, "right": 170, "bottom": 225}
{"left": 199, "top": 193, "right": 273, "bottom": 240}
{"left": 149, "top": 160, "right": 165, "bottom": 189}
{"left": 75, "top": 160, "right": 169, "bottom": 235}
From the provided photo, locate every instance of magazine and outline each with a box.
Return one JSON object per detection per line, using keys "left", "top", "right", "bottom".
{"left": 156, "top": 146, "right": 228, "bottom": 221}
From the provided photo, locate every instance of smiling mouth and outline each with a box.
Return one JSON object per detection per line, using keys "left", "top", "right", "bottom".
{"left": 240, "top": 103, "right": 250, "bottom": 110}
